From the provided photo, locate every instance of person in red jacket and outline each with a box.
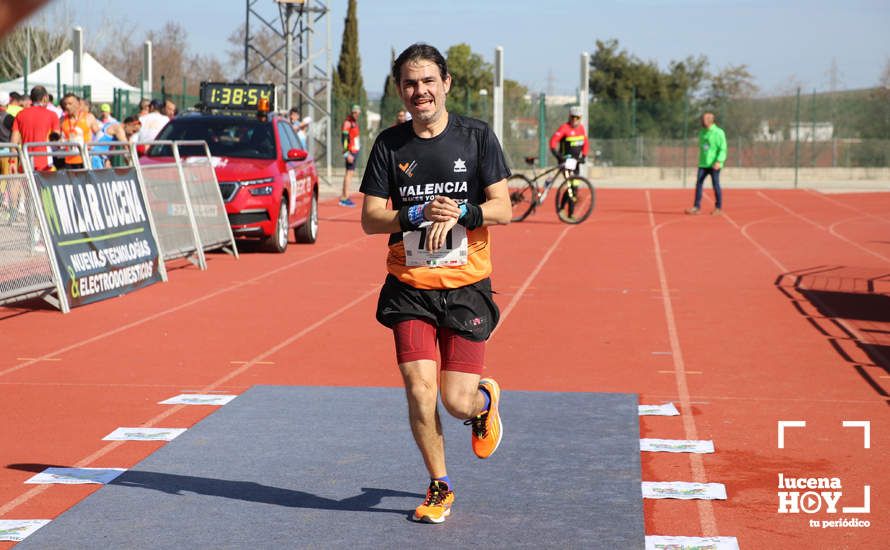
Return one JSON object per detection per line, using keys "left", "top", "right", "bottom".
{"left": 549, "top": 105, "right": 589, "bottom": 168}
{"left": 549, "top": 105, "right": 589, "bottom": 219}
{"left": 11, "top": 86, "right": 60, "bottom": 172}
{"left": 339, "top": 104, "right": 361, "bottom": 207}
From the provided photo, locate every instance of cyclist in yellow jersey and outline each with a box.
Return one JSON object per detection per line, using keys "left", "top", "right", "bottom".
{"left": 360, "top": 43, "right": 512, "bottom": 524}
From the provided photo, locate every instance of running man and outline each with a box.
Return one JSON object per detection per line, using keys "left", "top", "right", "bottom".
{"left": 686, "top": 111, "right": 726, "bottom": 215}
{"left": 360, "top": 43, "right": 512, "bottom": 524}
{"left": 549, "top": 105, "right": 589, "bottom": 220}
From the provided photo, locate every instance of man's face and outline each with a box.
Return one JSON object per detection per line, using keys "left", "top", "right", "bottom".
{"left": 290, "top": 112, "right": 299, "bottom": 124}
{"left": 62, "top": 97, "right": 79, "bottom": 115}
{"left": 569, "top": 115, "right": 581, "bottom": 128}
{"left": 396, "top": 111, "right": 406, "bottom": 123}
{"left": 701, "top": 113, "right": 714, "bottom": 128}
{"left": 164, "top": 101, "right": 176, "bottom": 117}
{"left": 397, "top": 59, "right": 450, "bottom": 125}
{"left": 124, "top": 120, "right": 141, "bottom": 136}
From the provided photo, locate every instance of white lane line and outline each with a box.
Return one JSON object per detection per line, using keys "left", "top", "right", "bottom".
{"left": 491, "top": 225, "right": 572, "bottom": 336}
{"left": 645, "top": 190, "right": 718, "bottom": 537}
{"left": 756, "top": 191, "right": 890, "bottom": 264}
{"left": 717, "top": 208, "right": 890, "bottom": 375}
{"left": 0, "top": 286, "right": 378, "bottom": 517}
{"left": 805, "top": 189, "right": 890, "bottom": 223}
{"left": 0, "top": 234, "right": 372, "bottom": 379}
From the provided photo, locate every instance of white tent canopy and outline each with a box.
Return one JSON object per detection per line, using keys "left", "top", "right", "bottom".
{"left": 0, "top": 49, "right": 139, "bottom": 104}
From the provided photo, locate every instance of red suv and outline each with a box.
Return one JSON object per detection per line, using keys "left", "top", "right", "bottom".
{"left": 143, "top": 114, "right": 318, "bottom": 252}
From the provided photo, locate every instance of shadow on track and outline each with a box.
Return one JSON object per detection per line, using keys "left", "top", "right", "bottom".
{"left": 7, "top": 463, "right": 422, "bottom": 517}
{"left": 775, "top": 265, "right": 890, "bottom": 405}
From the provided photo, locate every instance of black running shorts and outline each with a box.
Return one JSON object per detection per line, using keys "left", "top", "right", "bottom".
{"left": 376, "top": 275, "right": 500, "bottom": 342}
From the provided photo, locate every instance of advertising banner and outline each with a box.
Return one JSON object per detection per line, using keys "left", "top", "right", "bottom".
{"left": 34, "top": 168, "right": 162, "bottom": 308}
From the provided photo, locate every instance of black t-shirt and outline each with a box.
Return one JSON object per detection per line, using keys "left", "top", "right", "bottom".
{"left": 360, "top": 114, "right": 510, "bottom": 246}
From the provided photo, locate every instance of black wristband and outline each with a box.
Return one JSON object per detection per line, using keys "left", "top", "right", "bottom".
{"left": 398, "top": 206, "right": 418, "bottom": 231}
{"left": 457, "top": 203, "right": 483, "bottom": 230}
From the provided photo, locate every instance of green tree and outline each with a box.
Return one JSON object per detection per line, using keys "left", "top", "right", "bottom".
{"left": 445, "top": 43, "right": 492, "bottom": 117}
{"left": 588, "top": 39, "right": 709, "bottom": 139}
{"left": 0, "top": 25, "right": 68, "bottom": 82}
{"left": 702, "top": 64, "right": 759, "bottom": 139}
{"left": 703, "top": 64, "right": 757, "bottom": 107}
{"left": 332, "top": 0, "right": 366, "bottom": 133}
{"left": 379, "top": 47, "right": 401, "bottom": 127}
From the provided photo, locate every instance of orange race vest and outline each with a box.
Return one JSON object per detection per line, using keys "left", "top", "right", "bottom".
{"left": 60, "top": 113, "right": 92, "bottom": 165}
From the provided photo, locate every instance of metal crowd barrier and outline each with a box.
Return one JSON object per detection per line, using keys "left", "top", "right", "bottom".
{"left": 0, "top": 138, "right": 237, "bottom": 312}
{"left": 0, "top": 143, "right": 65, "bottom": 310}
{"left": 135, "top": 140, "right": 238, "bottom": 269}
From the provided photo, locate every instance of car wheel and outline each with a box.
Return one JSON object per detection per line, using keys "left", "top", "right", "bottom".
{"left": 265, "top": 198, "right": 289, "bottom": 253}
{"left": 295, "top": 192, "right": 318, "bottom": 244}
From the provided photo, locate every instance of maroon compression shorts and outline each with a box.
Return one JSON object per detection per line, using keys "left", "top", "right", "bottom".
{"left": 392, "top": 319, "right": 485, "bottom": 375}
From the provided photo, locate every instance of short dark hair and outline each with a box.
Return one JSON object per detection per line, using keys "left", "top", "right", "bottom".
{"left": 29, "top": 85, "right": 48, "bottom": 104}
{"left": 123, "top": 115, "right": 139, "bottom": 124}
{"left": 392, "top": 43, "right": 448, "bottom": 84}
{"left": 9, "top": 91, "right": 22, "bottom": 101}
{"left": 61, "top": 92, "right": 79, "bottom": 105}
{"left": 289, "top": 107, "right": 300, "bottom": 115}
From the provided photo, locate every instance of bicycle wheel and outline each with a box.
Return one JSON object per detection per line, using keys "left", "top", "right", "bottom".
{"left": 507, "top": 174, "right": 536, "bottom": 222}
{"left": 554, "top": 175, "right": 595, "bottom": 224}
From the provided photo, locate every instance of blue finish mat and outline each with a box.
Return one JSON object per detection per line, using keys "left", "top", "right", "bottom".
{"left": 19, "top": 386, "right": 643, "bottom": 549}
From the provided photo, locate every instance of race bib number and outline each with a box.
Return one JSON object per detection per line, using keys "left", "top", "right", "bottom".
{"left": 403, "top": 223, "right": 468, "bottom": 267}
{"left": 564, "top": 158, "right": 578, "bottom": 171}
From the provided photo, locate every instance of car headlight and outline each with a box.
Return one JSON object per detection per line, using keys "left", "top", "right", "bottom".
{"left": 244, "top": 177, "right": 275, "bottom": 196}
{"left": 248, "top": 185, "right": 274, "bottom": 196}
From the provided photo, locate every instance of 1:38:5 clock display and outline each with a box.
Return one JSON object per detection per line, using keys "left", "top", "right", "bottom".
{"left": 200, "top": 82, "right": 274, "bottom": 110}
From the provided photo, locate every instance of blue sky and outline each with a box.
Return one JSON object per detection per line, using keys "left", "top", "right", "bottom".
{"left": 28, "top": 0, "right": 890, "bottom": 95}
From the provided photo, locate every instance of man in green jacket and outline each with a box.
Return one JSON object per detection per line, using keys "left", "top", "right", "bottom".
{"left": 686, "top": 112, "right": 726, "bottom": 215}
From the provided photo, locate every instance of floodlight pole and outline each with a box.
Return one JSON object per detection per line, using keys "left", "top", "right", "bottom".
{"left": 580, "top": 52, "right": 590, "bottom": 176}
{"left": 284, "top": 3, "right": 293, "bottom": 111}
{"left": 24, "top": 26, "right": 30, "bottom": 94}
{"left": 243, "top": 0, "right": 250, "bottom": 80}
{"left": 143, "top": 41, "right": 152, "bottom": 97}
{"left": 246, "top": 0, "right": 332, "bottom": 184}
{"left": 325, "top": 6, "right": 332, "bottom": 182}
{"left": 580, "top": 52, "right": 589, "bottom": 135}
{"left": 493, "top": 46, "right": 504, "bottom": 145}
{"left": 73, "top": 26, "right": 83, "bottom": 88}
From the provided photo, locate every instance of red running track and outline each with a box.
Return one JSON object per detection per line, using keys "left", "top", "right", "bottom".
{"left": 1, "top": 189, "right": 888, "bottom": 548}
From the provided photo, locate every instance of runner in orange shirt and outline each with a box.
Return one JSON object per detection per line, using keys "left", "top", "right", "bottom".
{"left": 360, "top": 43, "right": 512, "bottom": 524}
{"left": 59, "top": 93, "right": 99, "bottom": 169}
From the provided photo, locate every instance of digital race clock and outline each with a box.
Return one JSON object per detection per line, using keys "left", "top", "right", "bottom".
{"left": 200, "top": 82, "right": 275, "bottom": 111}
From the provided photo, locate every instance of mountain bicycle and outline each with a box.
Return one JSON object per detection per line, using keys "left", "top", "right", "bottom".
{"left": 507, "top": 156, "right": 595, "bottom": 224}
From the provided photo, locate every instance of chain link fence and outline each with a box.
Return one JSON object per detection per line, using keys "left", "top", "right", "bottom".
{"left": 499, "top": 89, "right": 889, "bottom": 172}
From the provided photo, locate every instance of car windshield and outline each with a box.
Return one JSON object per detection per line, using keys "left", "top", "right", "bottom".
{"left": 147, "top": 118, "right": 276, "bottom": 160}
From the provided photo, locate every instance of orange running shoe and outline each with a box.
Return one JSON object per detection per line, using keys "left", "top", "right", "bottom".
{"left": 465, "top": 378, "right": 502, "bottom": 459}
{"left": 412, "top": 480, "right": 454, "bottom": 524}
